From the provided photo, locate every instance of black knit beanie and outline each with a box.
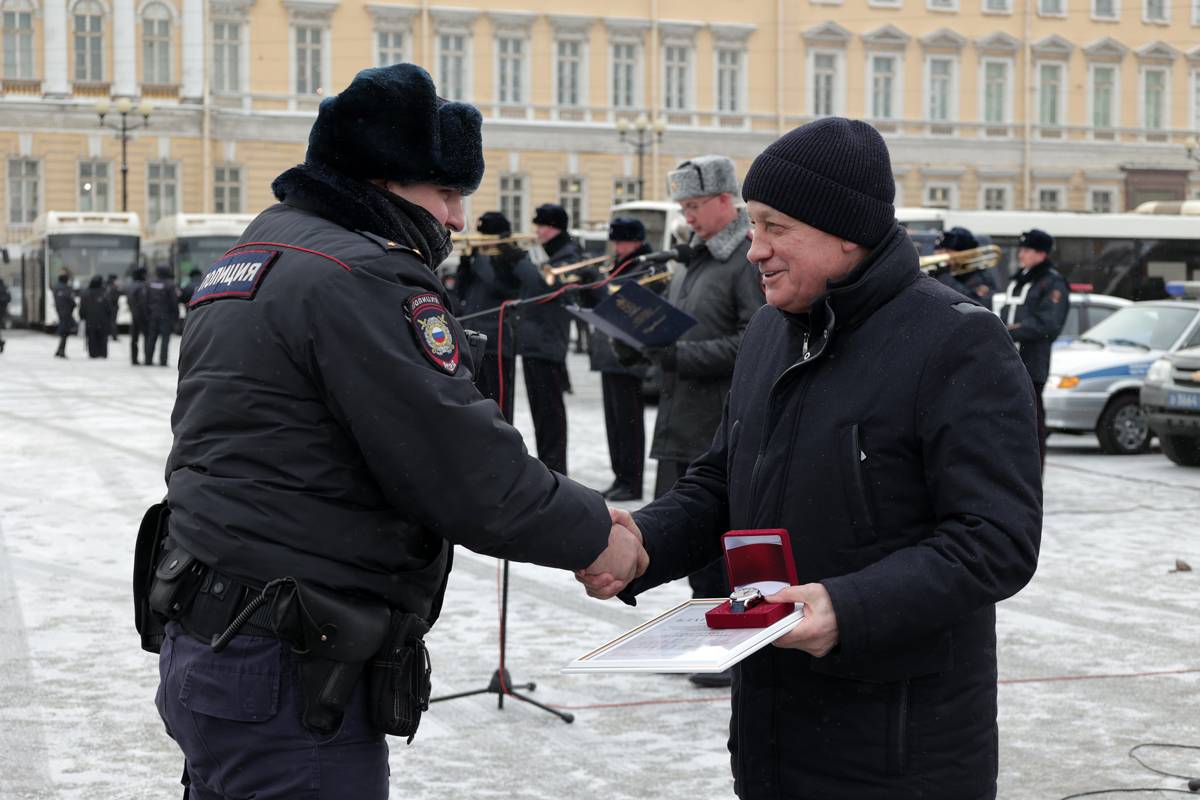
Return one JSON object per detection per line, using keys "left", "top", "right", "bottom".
{"left": 742, "top": 118, "right": 895, "bottom": 248}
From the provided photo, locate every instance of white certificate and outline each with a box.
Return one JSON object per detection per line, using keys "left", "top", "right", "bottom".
{"left": 561, "top": 599, "right": 804, "bottom": 674}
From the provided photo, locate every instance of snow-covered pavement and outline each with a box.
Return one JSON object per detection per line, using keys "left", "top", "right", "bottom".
{"left": 1, "top": 327, "right": 1198, "bottom": 799}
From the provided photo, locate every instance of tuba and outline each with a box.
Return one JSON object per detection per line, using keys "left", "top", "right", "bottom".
{"left": 919, "top": 245, "right": 1001, "bottom": 277}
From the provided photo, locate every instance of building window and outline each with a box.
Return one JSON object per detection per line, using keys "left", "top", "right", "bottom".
{"left": 716, "top": 47, "right": 742, "bottom": 113}
{"left": 73, "top": 0, "right": 104, "bottom": 82}
{"left": 438, "top": 33, "right": 466, "bottom": 101}
{"left": 1038, "top": 63, "right": 1063, "bottom": 127}
{"left": 663, "top": 44, "right": 690, "bottom": 111}
{"left": 1091, "top": 64, "right": 1116, "bottom": 129}
{"left": 559, "top": 176, "right": 584, "bottom": 229}
{"left": 984, "top": 0, "right": 1012, "bottom": 12}
{"left": 141, "top": 2, "right": 172, "bottom": 84}
{"left": 212, "top": 20, "right": 241, "bottom": 93}
{"left": 1090, "top": 189, "right": 1114, "bottom": 212}
{"left": 611, "top": 41, "right": 638, "bottom": 110}
{"left": 7, "top": 157, "right": 39, "bottom": 225}
{"left": 146, "top": 162, "right": 177, "bottom": 226}
{"left": 499, "top": 174, "right": 524, "bottom": 230}
{"left": 1037, "top": 187, "right": 1062, "bottom": 210}
{"left": 294, "top": 25, "right": 322, "bottom": 95}
{"left": 982, "top": 59, "right": 1010, "bottom": 124}
{"left": 870, "top": 55, "right": 896, "bottom": 119}
{"left": 928, "top": 57, "right": 955, "bottom": 122}
{"left": 927, "top": 0, "right": 958, "bottom": 10}
{"left": 983, "top": 186, "right": 1009, "bottom": 210}
{"left": 78, "top": 161, "right": 110, "bottom": 211}
{"left": 376, "top": 30, "right": 405, "bottom": 67}
{"left": 926, "top": 184, "right": 953, "bottom": 208}
{"left": 1143, "top": 0, "right": 1167, "bottom": 20}
{"left": 496, "top": 35, "right": 524, "bottom": 105}
{"left": 1143, "top": 67, "right": 1167, "bottom": 130}
{"left": 1092, "top": 0, "right": 1117, "bottom": 17}
{"left": 812, "top": 52, "right": 838, "bottom": 117}
{"left": 613, "top": 176, "right": 639, "bottom": 205}
{"left": 556, "top": 39, "right": 582, "bottom": 107}
{"left": 213, "top": 165, "right": 241, "bottom": 213}
{"left": 1038, "top": 0, "right": 1065, "bottom": 13}
{"left": 2, "top": 0, "right": 35, "bottom": 79}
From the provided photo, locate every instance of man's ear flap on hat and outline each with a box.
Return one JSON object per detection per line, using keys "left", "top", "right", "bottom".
{"left": 434, "top": 101, "right": 484, "bottom": 194}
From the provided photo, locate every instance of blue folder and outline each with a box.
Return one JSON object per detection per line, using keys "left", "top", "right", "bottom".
{"left": 566, "top": 281, "right": 697, "bottom": 349}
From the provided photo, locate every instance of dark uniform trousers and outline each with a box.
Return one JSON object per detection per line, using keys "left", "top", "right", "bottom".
{"left": 522, "top": 357, "right": 568, "bottom": 475}
{"left": 654, "top": 459, "right": 728, "bottom": 599}
{"left": 131, "top": 320, "right": 148, "bottom": 364}
{"left": 601, "top": 372, "right": 645, "bottom": 491}
{"left": 157, "top": 623, "right": 388, "bottom": 800}
{"left": 475, "top": 352, "right": 516, "bottom": 423}
{"left": 146, "top": 317, "right": 173, "bottom": 366}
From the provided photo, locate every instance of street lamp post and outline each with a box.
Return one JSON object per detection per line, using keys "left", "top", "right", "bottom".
{"left": 616, "top": 113, "right": 667, "bottom": 201}
{"left": 95, "top": 97, "right": 153, "bottom": 212}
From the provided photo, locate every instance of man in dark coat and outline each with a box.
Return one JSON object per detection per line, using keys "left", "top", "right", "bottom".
{"left": 586, "top": 118, "right": 1042, "bottom": 800}
{"left": 155, "top": 63, "right": 644, "bottom": 800}
{"left": 1003, "top": 228, "right": 1070, "bottom": 467}
{"left": 0, "top": 277, "right": 10, "bottom": 353}
{"left": 177, "top": 268, "right": 204, "bottom": 318}
{"left": 104, "top": 274, "right": 121, "bottom": 341}
{"left": 144, "top": 265, "right": 179, "bottom": 366}
{"left": 516, "top": 202, "right": 580, "bottom": 475}
{"left": 80, "top": 275, "right": 112, "bottom": 358}
{"left": 52, "top": 272, "right": 76, "bottom": 358}
{"left": 932, "top": 226, "right": 998, "bottom": 311}
{"left": 128, "top": 267, "right": 150, "bottom": 365}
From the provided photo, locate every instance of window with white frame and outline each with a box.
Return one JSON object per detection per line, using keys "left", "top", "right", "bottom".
{"left": 1142, "top": 66, "right": 1167, "bottom": 130}
{"left": 984, "top": 0, "right": 1012, "bottom": 12}
{"left": 78, "top": 161, "right": 110, "bottom": 211}
{"left": 869, "top": 55, "right": 897, "bottom": 119}
{"left": 811, "top": 52, "right": 838, "bottom": 117}
{"left": 1038, "top": 62, "right": 1064, "bottom": 126}
{"left": 1143, "top": 0, "right": 1167, "bottom": 20}
{"left": 438, "top": 33, "right": 467, "bottom": 101}
{"left": 294, "top": 25, "right": 323, "bottom": 95}
{"left": 663, "top": 44, "right": 690, "bottom": 111}
{"left": 716, "top": 47, "right": 742, "bottom": 113}
{"left": 1038, "top": 0, "right": 1065, "bottom": 14}
{"left": 212, "top": 20, "right": 242, "bottom": 93}
{"left": 499, "top": 174, "right": 524, "bottom": 230}
{"left": 927, "top": 0, "right": 958, "bottom": 10}
{"left": 982, "top": 59, "right": 1010, "bottom": 124}
{"left": 1090, "top": 189, "right": 1114, "bottom": 212}
{"left": 1092, "top": 0, "right": 1117, "bottom": 17}
{"left": 926, "top": 184, "right": 953, "bottom": 208}
{"left": 1037, "top": 187, "right": 1062, "bottom": 210}
{"left": 2, "top": 0, "right": 35, "bottom": 79}
{"left": 376, "top": 30, "right": 405, "bottom": 67}
{"left": 613, "top": 176, "right": 639, "bottom": 204}
{"left": 146, "top": 161, "right": 177, "bottom": 226}
{"left": 556, "top": 39, "right": 583, "bottom": 107}
{"left": 73, "top": 0, "right": 104, "bottom": 81}
{"left": 927, "top": 57, "right": 955, "bottom": 121}
{"left": 7, "top": 157, "right": 39, "bottom": 225}
{"left": 611, "top": 41, "right": 639, "bottom": 110}
{"left": 982, "top": 185, "right": 1009, "bottom": 210}
{"left": 559, "top": 176, "right": 584, "bottom": 228}
{"left": 496, "top": 35, "right": 524, "bottom": 105}
{"left": 214, "top": 165, "right": 241, "bottom": 213}
{"left": 1091, "top": 64, "right": 1116, "bottom": 129}
{"left": 142, "top": 2, "right": 172, "bottom": 84}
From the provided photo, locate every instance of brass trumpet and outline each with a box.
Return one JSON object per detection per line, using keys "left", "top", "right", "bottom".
{"left": 542, "top": 255, "right": 611, "bottom": 285}
{"left": 451, "top": 233, "right": 536, "bottom": 256}
{"left": 919, "top": 245, "right": 1001, "bottom": 277}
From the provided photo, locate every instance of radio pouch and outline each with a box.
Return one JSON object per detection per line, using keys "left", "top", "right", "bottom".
{"left": 367, "top": 611, "right": 432, "bottom": 742}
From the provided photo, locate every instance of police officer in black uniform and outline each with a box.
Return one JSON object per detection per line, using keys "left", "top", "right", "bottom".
{"left": 145, "top": 265, "right": 179, "bottom": 366}
{"left": 52, "top": 272, "right": 75, "bottom": 358}
{"left": 152, "top": 63, "right": 644, "bottom": 800}
{"left": 1004, "top": 228, "right": 1069, "bottom": 468}
{"left": 933, "top": 226, "right": 998, "bottom": 311}
{"left": 128, "top": 267, "right": 150, "bottom": 365}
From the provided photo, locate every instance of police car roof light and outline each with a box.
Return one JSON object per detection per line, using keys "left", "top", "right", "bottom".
{"left": 1165, "top": 281, "right": 1200, "bottom": 299}
{"left": 1069, "top": 283, "right": 1094, "bottom": 293}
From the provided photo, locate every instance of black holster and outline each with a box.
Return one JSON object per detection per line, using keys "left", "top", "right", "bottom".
{"left": 133, "top": 501, "right": 206, "bottom": 654}
{"left": 367, "top": 611, "right": 432, "bottom": 743}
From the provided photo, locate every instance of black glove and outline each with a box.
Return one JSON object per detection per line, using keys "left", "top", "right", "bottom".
{"left": 644, "top": 344, "right": 677, "bottom": 372}
{"left": 612, "top": 339, "right": 648, "bottom": 368}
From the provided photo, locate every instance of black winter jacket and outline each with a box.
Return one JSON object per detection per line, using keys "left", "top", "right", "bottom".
{"left": 80, "top": 286, "right": 112, "bottom": 334}
{"left": 165, "top": 197, "right": 611, "bottom": 622}
{"left": 1003, "top": 259, "right": 1070, "bottom": 385}
{"left": 147, "top": 275, "right": 179, "bottom": 322}
{"left": 624, "top": 225, "right": 1042, "bottom": 800}
{"left": 516, "top": 232, "right": 579, "bottom": 362}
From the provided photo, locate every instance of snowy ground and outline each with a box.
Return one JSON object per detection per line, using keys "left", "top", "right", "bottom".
{"left": 0, "top": 327, "right": 1198, "bottom": 800}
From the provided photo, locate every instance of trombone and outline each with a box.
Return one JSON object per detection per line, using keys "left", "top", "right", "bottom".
{"left": 919, "top": 245, "right": 1001, "bottom": 277}
{"left": 542, "top": 255, "right": 611, "bottom": 285}
{"left": 451, "top": 232, "right": 536, "bottom": 256}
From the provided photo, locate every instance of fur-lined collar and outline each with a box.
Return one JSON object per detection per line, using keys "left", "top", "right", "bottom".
{"left": 692, "top": 207, "right": 751, "bottom": 262}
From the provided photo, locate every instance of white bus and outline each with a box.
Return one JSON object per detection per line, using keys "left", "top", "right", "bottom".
{"left": 143, "top": 213, "right": 255, "bottom": 282}
{"left": 5, "top": 211, "right": 140, "bottom": 330}
{"left": 896, "top": 207, "right": 1200, "bottom": 300}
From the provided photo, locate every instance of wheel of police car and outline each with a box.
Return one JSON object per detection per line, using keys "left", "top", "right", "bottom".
{"left": 1095, "top": 393, "right": 1151, "bottom": 455}
{"left": 1159, "top": 434, "right": 1200, "bottom": 467}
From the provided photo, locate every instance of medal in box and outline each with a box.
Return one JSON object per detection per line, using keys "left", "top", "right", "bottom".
{"left": 705, "top": 529, "right": 799, "bottom": 629}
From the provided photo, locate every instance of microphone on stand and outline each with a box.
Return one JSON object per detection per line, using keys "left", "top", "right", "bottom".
{"left": 628, "top": 243, "right": 693, "bottom": 266}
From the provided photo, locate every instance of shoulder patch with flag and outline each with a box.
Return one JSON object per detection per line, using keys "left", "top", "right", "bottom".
{"left": 405, "top": 292, "right": 459, "bottom": 374}
{"left": 189, "top": 249, "right": 280, "bottom": 308}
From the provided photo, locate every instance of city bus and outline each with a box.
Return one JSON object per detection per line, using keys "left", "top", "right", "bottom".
{"left": 5, "top": 211, "right": 140, "bottom": 330}
{"left": 142, "top": 213, "right": 255, "bottom": 283}
{"left": 896, "top": 208, "right": 1200, "bottom": 300}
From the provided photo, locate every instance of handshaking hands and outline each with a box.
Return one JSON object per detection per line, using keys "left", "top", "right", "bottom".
{"left": 576, "top": 506, "right": 648, "bottom": 600}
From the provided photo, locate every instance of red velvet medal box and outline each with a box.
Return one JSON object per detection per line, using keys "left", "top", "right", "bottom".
{"left": 705, "top": 529, "right": 799, "bottom": 629}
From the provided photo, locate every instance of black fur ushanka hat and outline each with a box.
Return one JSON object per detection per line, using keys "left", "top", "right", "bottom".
{"left": 305, "top": 63, "right": 484, "bottom": 194}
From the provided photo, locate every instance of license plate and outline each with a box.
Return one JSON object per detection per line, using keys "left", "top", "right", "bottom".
{"left": 1167, "top": 391, "right": 1200, "bottom": 410}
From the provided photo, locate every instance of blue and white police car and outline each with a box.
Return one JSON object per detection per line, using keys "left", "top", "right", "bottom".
{"left": 1043, "top": 292, "right": 1200, "bottom": 454}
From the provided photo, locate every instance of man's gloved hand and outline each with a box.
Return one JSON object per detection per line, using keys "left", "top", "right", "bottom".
{"left": 612, "top": 340, "right": 649, "bottom": 368}
{"left": 643, "top": 344, "right": 677, "bottom": 371}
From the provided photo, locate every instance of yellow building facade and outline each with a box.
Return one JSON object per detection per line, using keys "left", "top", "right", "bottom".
{"left": 2, "top": 0, "right": 1199, "bottom": 242}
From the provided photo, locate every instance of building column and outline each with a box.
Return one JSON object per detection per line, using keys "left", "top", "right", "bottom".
{"left": 181, "top": 0, "right": 204, "bottom": 102}
{"left": 113, "top": 0, "right": 136, "bottom": 96}
{"left": 43, "top": 0, "right": 69, "bottom": 97}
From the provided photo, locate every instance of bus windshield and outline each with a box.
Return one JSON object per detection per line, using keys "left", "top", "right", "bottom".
{"left": 177, "top": 236, "right": 240, "bottom": 276}
{"left": 1082, "top": 305, "right": 1197, "bottom": 351}
{"left": 48, "top": 234, "right": 139, "bottom": 287}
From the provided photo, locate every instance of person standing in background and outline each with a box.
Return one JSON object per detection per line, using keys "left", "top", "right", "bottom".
{"left": 128, "top": 267, "right": 150, "bottom": 365}
{"left": 80, "top": 275, "right": 112, "bottom": 358}
{"left": 104, "top": 274, "right": 121, "bottom": 341}
{"left": 144, "top": 265, "right": 179, "bottom": 367}
{"left": 52, "top": 272, "right": 76, "bottom": 359}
